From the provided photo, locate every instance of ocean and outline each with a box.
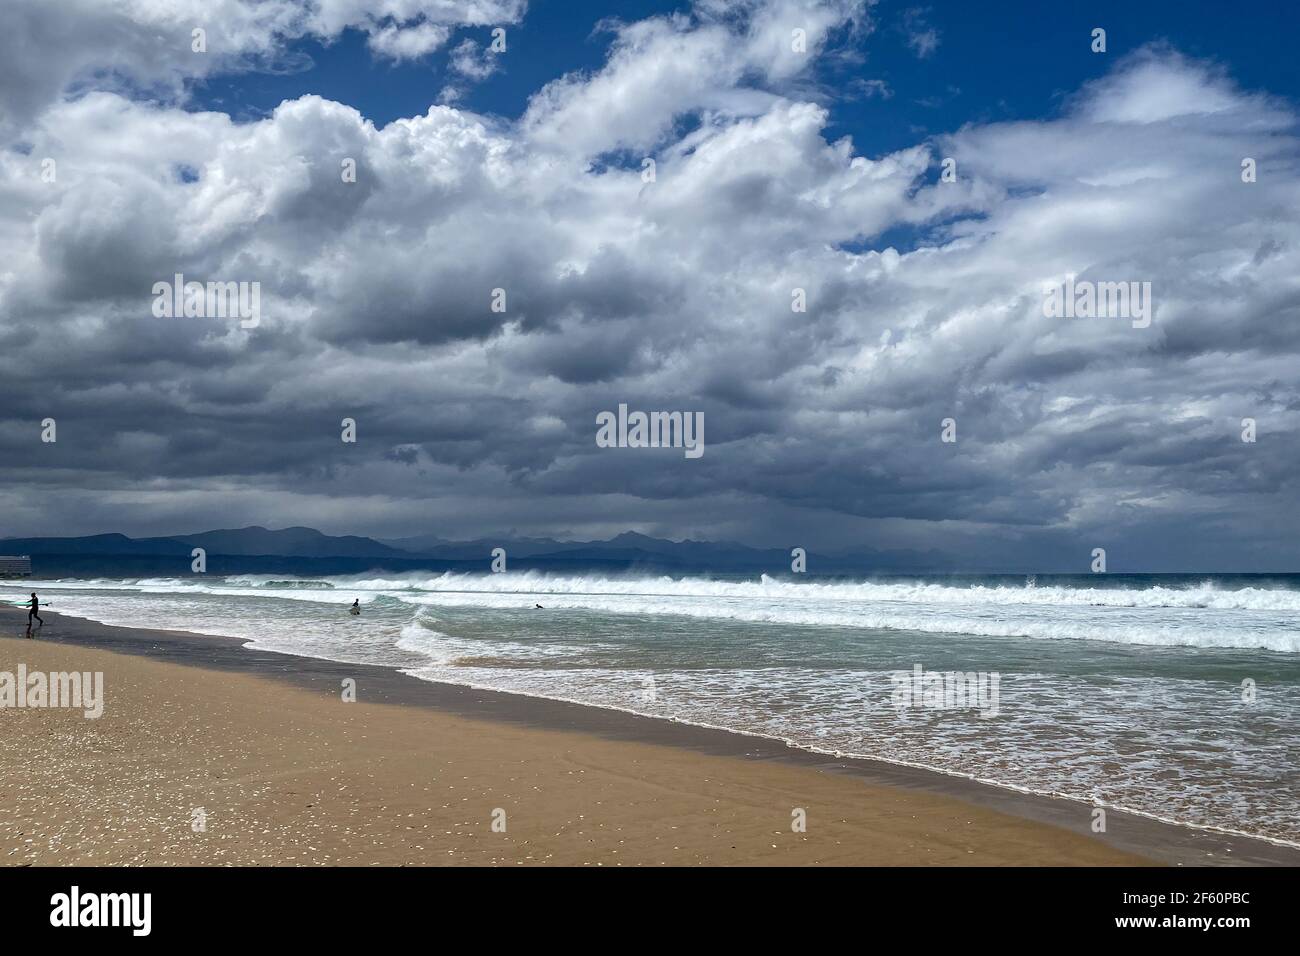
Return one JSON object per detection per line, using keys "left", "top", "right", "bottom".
{"left": 16, "top": 571, "right": 1300, "bottom": 847}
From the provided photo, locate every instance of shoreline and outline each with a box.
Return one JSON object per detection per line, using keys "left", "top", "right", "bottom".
{"left": 4, "top": 607, "right": 1298, "bottom": 866}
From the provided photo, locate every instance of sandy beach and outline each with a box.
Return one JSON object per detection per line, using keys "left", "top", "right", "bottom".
{"left": 2, "top": 608, "right": 1296, "bottom": 867}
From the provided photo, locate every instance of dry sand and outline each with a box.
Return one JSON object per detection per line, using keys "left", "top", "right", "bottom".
{"left": 0, "top": 633, "right": 1152, "bottom": 867}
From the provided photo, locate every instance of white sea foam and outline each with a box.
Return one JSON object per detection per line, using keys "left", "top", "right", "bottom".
{"left": 25, "top": 572, "right": 1300, "bottom": 651}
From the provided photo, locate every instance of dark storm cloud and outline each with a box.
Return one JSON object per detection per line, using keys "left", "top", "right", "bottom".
{"left": 1, "top": 2, "right": 1299, "bottom": 570}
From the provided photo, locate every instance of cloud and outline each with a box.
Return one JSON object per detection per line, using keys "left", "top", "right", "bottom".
{"left": 0, "top": 0, "right": 528, "bottom": 133}
{"left": 368, "top": 21, "right": 454, "bottom": 62}
{"left": 1, "top": 1, "right": 1298, "bottom": 569}
{"left": 901, "top": 7, "right": 939, "bottom": 59}
{"left": 448, "top": 38, "right": 500, "bottom": 80}
{"left": 521, "top": 1, "right": 872, "bottom": 156}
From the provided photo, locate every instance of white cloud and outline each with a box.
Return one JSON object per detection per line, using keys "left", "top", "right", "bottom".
{"left": 368, "top": 21, "right": 454, "bottom": 61}
{"left": 0, "top": 0, "right": 528, "bottom": 132}
{"left": 448, "top": 38, "right": 499, "bottom": 80}
{"left": 1, "top": 1, "right": 1298, "bottom": 566}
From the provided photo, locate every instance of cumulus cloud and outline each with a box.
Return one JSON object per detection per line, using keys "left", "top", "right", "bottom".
{"left": 1, "top": 0, "right": 1297, "bottom": 570}
{"left": 0, "top": 0, "right": 527, "bottom": 133}
{"left": 368, "top": 21, "right": 454, "bottom": 62}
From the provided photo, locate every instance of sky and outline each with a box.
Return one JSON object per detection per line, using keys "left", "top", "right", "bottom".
{"left": 1, "top": 0, "right": 1299, "bottom": 571}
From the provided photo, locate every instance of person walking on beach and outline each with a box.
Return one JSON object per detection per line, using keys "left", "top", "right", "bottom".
{"left": 26, "top": 592, "right": 43, "bottom": 637}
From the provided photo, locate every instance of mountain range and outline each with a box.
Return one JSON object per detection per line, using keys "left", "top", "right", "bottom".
{"left": 0, "top": 526, "right": 951, "bottom": 576}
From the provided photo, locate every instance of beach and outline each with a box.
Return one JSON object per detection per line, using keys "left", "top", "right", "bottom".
{"left": 4, "top": 607, "right": 1298, "bottom": 867}
{"left": 15, "top": 571, "right": 1300, "bottom": 849}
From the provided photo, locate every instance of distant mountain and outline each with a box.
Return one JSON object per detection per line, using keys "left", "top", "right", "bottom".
{"left": 0, "top": 526, "right": 403, "bottom": 560}
{"left": 0, "top": 532, "right": 191, "bottom": 556}
{"left": 377, "top": 532, "right": 450, "bottom": 553}
{"left": 378, "top": 533, "right": 570, "bottom": 560}
{"left": 1, "top": 525, "right": 953, "bottom": 576}
{"left": 529, "top": 532, "right": 794, "bottom": 569}
{"left": 181, "top": 526, "right": 405, "bottom": 558}
{"left": 383, "top": 529, "right": 950, "bottom": 572}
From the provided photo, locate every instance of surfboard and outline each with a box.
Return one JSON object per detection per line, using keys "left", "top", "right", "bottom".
{"left": 349, "top": 607, "right": 360, "bottom": 615}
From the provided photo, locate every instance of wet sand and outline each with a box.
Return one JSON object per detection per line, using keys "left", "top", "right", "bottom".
{"left": 2, "top": 607, "right": 1296, "bottom": 866}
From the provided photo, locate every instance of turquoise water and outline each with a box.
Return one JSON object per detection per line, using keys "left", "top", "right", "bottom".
{"left": 19, "top": 571, "right": 1300, "bottom": 846}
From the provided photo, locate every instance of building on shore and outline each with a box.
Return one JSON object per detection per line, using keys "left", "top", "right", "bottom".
{"left": 0, "top": 555, "right": 33, "bottom": 578}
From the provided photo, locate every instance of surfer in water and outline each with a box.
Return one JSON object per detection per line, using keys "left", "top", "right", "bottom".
{"left": 349, "top": 599, "right": 361, "bottom": 616}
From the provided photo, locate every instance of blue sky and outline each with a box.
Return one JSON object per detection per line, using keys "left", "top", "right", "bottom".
{"left": 192, "top": 1, "right": 1300, "bottom": 159}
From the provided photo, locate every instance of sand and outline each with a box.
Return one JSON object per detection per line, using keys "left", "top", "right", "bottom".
{"left": 0, "top": 628, "right": 1157, "bottom": 867}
